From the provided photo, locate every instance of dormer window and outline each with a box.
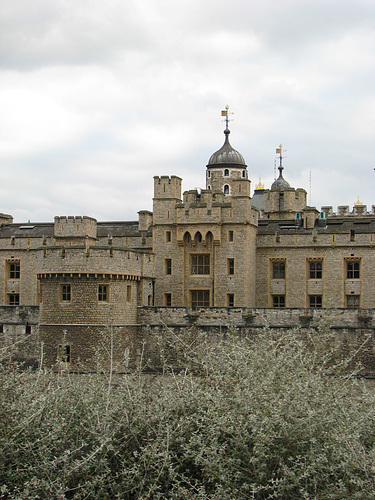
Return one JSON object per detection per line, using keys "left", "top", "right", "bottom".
{"left": 224, "top": 169, "right": 229, "bottom": 177}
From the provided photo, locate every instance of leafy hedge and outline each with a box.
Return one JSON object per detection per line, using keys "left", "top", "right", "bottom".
{"left": 1, "top": 328, "right": 374, "bottom": 499}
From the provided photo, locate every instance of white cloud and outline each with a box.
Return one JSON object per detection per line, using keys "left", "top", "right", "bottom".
{"left": 0, "top": 0, "right": 374, "bottom": 222}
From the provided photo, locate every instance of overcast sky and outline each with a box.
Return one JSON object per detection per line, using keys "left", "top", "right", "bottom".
{"left": 1, "top": 0, "right": 374, "bottom": 223}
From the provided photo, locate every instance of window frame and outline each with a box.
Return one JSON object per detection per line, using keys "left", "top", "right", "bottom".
{"left": 272, "top": 260, "right": 286, "bottom": 279}
{"left": 272, "top": 295, "right": 285, "bottom": 308}
{"left": 9, "top": 261, "right": 20, "bottom": 279}
{"left": 227, "top": 293, "right": 234, "bottom": 307}
{"left": 309, "top": 295, "right": 322, "bottom": 308}
{"left": 98, "top": 284, "right": 109, "bottom": 302}
{"left": 191, "top": 290, "right": 210, "bottom": 309}
{"left": 227, "top": 258, "right": 235, "bottom": 275}
{"left": 346, "top": 260, "right": 360, "bottom": 279}
{"left": 346, "top": 295, "right": 360, "bottom": 309}
{"left": 165, "top": 258, "right": 172, "bottom": 275}
{"left": 8, "top": 293, "right": 20, "bottom": 306}
{"left": 61, "top": 284, "right": 71, "bottom": 302}
{"left": 309, "top": 260, "right": 323, "bottom": 279}
{"left": 164, "top": 293, "right": 172, "bottom": 306}
{"left": 191, "top": 254, "right": 210, "bottom": 275}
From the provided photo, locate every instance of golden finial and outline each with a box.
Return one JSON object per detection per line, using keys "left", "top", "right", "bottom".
{"left": 255, "top": 177, "right": 265, "bottom": 190}
{"left": 354, "top": 196, "right": 363, "bottom": 206}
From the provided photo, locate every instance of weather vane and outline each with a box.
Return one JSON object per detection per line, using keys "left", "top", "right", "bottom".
{"left": 221, "top": 105, "right": 233, "bottom": 129}
{"left": 275, "top": 144, "right": 287, "bottom": 167}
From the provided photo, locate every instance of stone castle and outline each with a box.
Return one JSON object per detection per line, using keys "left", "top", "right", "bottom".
{"left": 1, "top": 110, "right": 374, "bottom": 372}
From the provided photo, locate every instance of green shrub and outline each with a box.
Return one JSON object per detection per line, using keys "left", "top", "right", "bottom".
{"left": 0, "top": 327, "right": 374, "bottom": 499}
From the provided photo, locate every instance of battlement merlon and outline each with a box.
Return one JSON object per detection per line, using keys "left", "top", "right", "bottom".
{"left": 0, "top": 213, "right": 13, "bottom": 225}
{"left": 54, "top": 216, "right": 97, "bottom": 239}
{"left": 153, "top": 176, "right": 182, "bottom": 200}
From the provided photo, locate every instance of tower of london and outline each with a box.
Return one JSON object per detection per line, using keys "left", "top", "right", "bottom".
{"left": 1, "top": 111, "right": 374, "bottom": 372}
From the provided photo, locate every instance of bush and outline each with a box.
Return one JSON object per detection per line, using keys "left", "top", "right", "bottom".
{"left": 0, "top": 327, "right": 374, "bottom": 499}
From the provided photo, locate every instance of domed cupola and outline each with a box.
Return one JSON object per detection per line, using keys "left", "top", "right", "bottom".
{"left": 271, "top": 165, "right": 290, "bottom": 190}
{"left": 207, "top": 127, "right": 247, "bottom": 168}
{"left": 271, "top": 144, "right": 290, "bottom": 190}
{"left": 206, "top": 106, "right": 248, "bottom": 194}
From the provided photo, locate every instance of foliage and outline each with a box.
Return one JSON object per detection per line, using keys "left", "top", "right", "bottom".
{"left": 0, "top": 327, "right": 374, "bottom": 499}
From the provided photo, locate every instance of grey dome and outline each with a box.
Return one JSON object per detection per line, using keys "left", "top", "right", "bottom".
{"left": 271, "top": 166, "right": 290, "bottom": 190}
{"left": 207, "top": 128, "right": 246, "bottom": 167}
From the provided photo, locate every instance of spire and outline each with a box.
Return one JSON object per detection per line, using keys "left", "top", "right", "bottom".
{"left": 276, "top": 144, "right": 285, "bottom": 178}
{"left": 271, "top": 144, "right": 290, "bottom": 190}
{"left": 207, "top": 106, "right": 247, "bottom": 167}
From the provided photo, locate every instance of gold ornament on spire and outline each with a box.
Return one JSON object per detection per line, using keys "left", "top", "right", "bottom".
{"left": 255, "top": 177, "right": 265, "bottom": 190}
{"left": 355, "top": 196, "right": 363, "bottom": 206}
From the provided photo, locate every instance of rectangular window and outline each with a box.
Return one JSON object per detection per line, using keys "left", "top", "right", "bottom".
{"left": 8, "top": 294, "right": 20, "bottom": 305}
{"left": 346, "top": 295, "right": 360, "bottom": 309}
{"left": 98, "top": 284, "right": 108, "bottom": 302}
{"left": 58, "top": 344, "right": 71, "bottom": 363}
{"left": 191, "top": 254, "right": 210, "bottom": 275}
{"left": 309, "top": 295, "right": 322, "bottom": 308}
{"left": 166, "top": 231, "right": 171, "bottom": 242}
{"left": 272, "top": 261, "right": 285, "bottom": 279}
{"left": 350, "top": 229, "right": 355, "bottom": 242}
{"left": 227, "top": 293, "right": 234, "bottom": 307}
{"left": 127, "top": 285, "right": 132, "bottom": 304}
{"left": 164, "top": 293, "right": 172, "bottom": 306}
{"left": 191, "top": 290, "right": 210, "bottom": 309}
{"left": 346, "top": 260, "right": 360, "bottom": 279}
{"left": 61, "top": 284, "right": 71, "bottom": 302}
{"left": 272, "top": 295, "right": 285, "bottom": 308}
{"left": 227, "top": 258, "right": 235, "bottom": 275}
{"left": 25, "top": 324, "right": 32, "bottom": 334}
{"left": 9, "top": 262, "right": 20, "bottom": 279}
{"left": 165, "top": 258, "right": 172, "bottom": 275}
{"left": 228, "top": 230, "right": 234, "bottom": 242}
{"left": 309, "top": 261, "right": 322, "bottom": 279}
{"left": 0, "top": 324, "right": 4, "bottom": 333}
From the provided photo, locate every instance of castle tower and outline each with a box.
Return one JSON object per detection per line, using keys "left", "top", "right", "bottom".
{"left": 206, "top": 106, "right": 248, "bottom": 195}
{"left": 263, "top": 145, "right": 307, "bottom": 219}
{"left": 152, "top": 107, "right": 258, "bottom": 308}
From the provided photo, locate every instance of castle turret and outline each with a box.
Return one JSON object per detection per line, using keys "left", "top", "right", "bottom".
{"left": 206, "top": 106, "right": 248, "bottom": 195}
{"left": 263, "top": 145, "right": 307, "bottom": 219}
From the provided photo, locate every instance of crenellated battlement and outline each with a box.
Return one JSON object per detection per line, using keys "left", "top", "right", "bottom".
{"left": 153, "top": 176, "right": 182, "bottom": 200}
{"left": 54, "top": 216, "right": 97, "bottom": 240}
{"left": 321, "top": 204, "right": 375, "bottom": 217}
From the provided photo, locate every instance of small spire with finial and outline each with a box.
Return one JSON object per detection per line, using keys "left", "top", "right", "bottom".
{"left": 275, "top": 144, "right": 287, "bottom": 176}
{"left": 355, "top": 196, "right": 363, "bottom": 206}
{"left": 255, "top": 177, "right": 265, "bottom": 190}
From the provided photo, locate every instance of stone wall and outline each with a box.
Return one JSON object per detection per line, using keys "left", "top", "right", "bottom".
{"left": 0, "top": 305, "right": 40, "bottom": 367}
{"left": 1, "top": 305, "right": 374, "bottom": 375}
{"left": 138, "top": 306, "right": 375, "bottom": 377}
